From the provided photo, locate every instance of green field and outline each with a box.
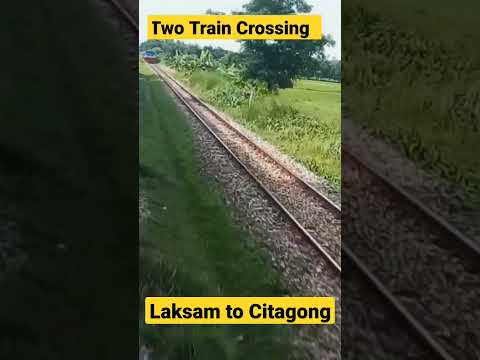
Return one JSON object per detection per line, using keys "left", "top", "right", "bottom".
{"left": 139, "top": 62, "right": 294, "bottom": 359}
{"left": 171, "top": 69, "right": 341, "bottom": 188}
{"left": 344, "top": 1, "right": 480, "bottom": 197}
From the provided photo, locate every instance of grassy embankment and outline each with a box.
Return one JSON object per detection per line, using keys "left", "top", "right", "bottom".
{"left": 139, "top": 62, "right": 293, "bottom": 359}
{"left": 166, "top": 67, "right": 341, "bottom": 188}
{"left": 344, "top": 1, "right": 480, "bottom": 197}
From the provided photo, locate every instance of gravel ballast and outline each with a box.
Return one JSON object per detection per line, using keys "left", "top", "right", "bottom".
{"left": 343, "top": 118, "right": 480, "bottom": 244}
{"left": 157, "top": 66, "right": 342, "bottom": 266}
{"left": 155, "top": 74, "right": 341, "bottom": 360}
{"left": 153, "top": 67, "right": 443, "bottom": 359}
{"left": 343, "top": 120, "right": 480, "bottom": 359}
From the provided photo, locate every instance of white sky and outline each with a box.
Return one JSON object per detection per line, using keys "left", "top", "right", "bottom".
{"left": 139, "top": 0, "right": 340, "bottom": 59}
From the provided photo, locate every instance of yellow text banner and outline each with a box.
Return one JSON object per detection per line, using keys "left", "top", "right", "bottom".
{"left": 145, "top": 297, "right": 335, "bottom": 324}
{"left": 147, "top": 15, "right": 322, "bottom": 40}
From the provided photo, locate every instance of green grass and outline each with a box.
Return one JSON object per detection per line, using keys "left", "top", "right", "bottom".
{"left": 169, "top": 68, "right": 341, "bottom": 188}
{"left": 139, "top": 62, "right": 294, "bottom": 359}
{"left": 351, "top": 0, "right": 480, "bottom": 61}
{"left": 343, "top": 2, "right": 480, "bottom": 197}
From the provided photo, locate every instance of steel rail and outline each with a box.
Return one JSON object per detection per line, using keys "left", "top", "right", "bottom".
{"left": 149, "top": 63, "right": 456, "bottom": 360}
{"left": 151, "top": 64, "right": 341, "bottom": 273}
{"left": 343, "top": 148, "right": 480, "bottom": 259}
{"left": 341, "top": 147, "right": 480, "bottom": 360}
{"left": 158, "top": 66, "right": 340, "bottom": 214}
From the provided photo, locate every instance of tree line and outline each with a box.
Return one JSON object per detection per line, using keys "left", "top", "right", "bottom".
{"left": 140, "top": 0, "right": 340, "bottom": 87}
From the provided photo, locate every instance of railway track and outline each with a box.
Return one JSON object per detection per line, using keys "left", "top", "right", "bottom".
{"left": 153, "top": 64, "right": 342, "bottom": 271}
{"left": 147, "top": 63, "right": 470, "bottom": 360}
{"left": 150, "top": 63, "right": 341, "bottom": 358}
{"left": 344, "top": 148, "right": 480, "bottom": 259}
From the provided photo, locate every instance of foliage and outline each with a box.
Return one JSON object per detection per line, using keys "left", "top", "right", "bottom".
{"left": 139, "top": 0, "right": 342, "bottom": 183}
{"left": 220, "top": 51, "right": 247, "bottom": 67}
{"left": 240, "top": 80, "right": 341, "bottom": 185}
{"left": 139, "top": 3, "right": 339, "bottom": 86}
{"left": 206, "top": 8, "right": 226, "bottom": 15}
{"left": 343, "top": 3, "right": 480, "bottom": 195}
{"left": 166, "top": 49, "right": 218, "bottom": 74}
{"left": 185, "top": 66, "right": 269, "bottom": 108}
{"left": 309, "top": 59, "right": 341, "bottom": 81}
{"left": 243, "top": 0, "right": 313, "bottom": 14}
{"left": 240, "top": 0, "right": 335, "bottom": 89}
{"left": 167, "top": 47, "right": 269, "bottom": 108}
{"left": 178, "top": 67, "right": 341, "bottom": 186}
{"left": 140, "top": 40, "right": 230, "bottom": 61}
{"left": 140, "top": 40, "right": 201, "bottom": 57}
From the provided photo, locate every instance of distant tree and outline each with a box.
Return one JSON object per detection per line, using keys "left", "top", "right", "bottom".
{"left": 240, "top": 0, "right": 334, "bottom": 89}
{"left": 203, "top": 46, "right": 230, "bottom": 60}
{"left": 221, "top": 52, "right": 246, "bottom": 67}
{"left": 140, "top": 40, "right": 162, "bottom": 51}
{"left": 303, "top": 58, "right": 341, "bottom": 81}
{"left": 140, "top": 40, "right": 202, "bottom": 57}
{"left": 206, "top": 9, "right": 226, "bottom": 15}
{"left": 324, "top": 59, "right": 341, "bottom": 81}
{"left": 243, "top": 0, "right": 312, "bottom": 14}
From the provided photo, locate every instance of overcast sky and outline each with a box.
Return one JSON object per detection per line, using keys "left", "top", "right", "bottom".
{"left": 139, "top": 0, "right": 340, "bottom": 59}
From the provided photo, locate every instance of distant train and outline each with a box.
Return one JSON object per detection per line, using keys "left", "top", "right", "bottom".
{"left": 143, "top": 50, "right": 159, "bottom": 64}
